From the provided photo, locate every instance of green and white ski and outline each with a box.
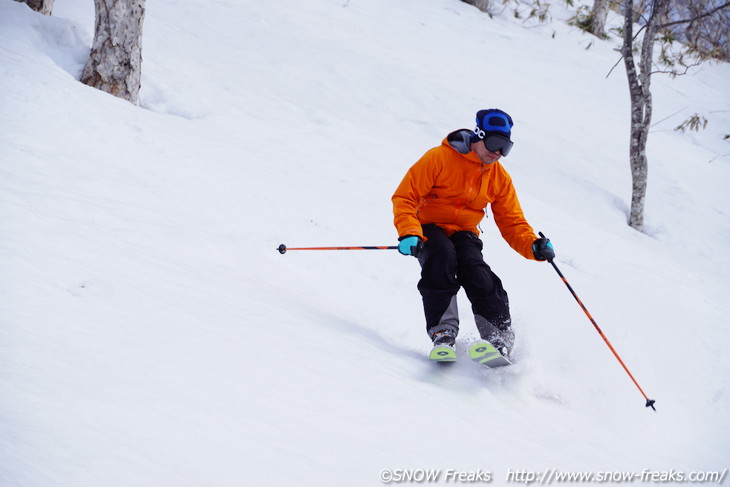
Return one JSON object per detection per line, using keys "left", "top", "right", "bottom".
{"left": 468, "top": 340, "right": 512, "bottom": 368}
{"left": 429, "top": 344, "right": 457, "bottom": 362}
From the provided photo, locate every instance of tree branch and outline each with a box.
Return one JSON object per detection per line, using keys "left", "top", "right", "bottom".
{"left": 606, "top": 53, "right": 624, "bottom": 78}
{"left": 657, "top": 1, "right": 730, "bottom": 29}
{"left": 606, "top": 23, "right": 648, "bottom": 79}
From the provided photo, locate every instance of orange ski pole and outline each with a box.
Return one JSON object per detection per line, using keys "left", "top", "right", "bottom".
{"left": 539, "top": 232, "right": 656, "bottom": 411}
{"left": 277, "top": 244, "right": 397, "bottom": 254}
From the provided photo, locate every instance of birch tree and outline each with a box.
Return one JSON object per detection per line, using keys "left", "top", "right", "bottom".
{"left": 619, "top": 0, "right": 729, "bottom": 231}
{"left": 460, "top": 0, "right": 492, "bottom": 14}
{"left": 588, "top": 0, "right": 611, "bottom": 37}
{"left": 620, "top": 0, "right": 670, "bottom": 231}
{"left": 13, "top": 0, "right": 54, "bottom": 15}
{"left": 81, "top": 0, "right": 146, "bottom": 105}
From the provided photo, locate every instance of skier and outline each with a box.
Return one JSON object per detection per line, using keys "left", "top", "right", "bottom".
{"left": 392, "top": 108, "right": 555, "bottom": 365}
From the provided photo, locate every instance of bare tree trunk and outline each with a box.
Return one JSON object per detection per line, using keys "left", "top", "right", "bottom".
{"left": 621, "top": 0, "right": 669, "bottom": 231}
{"left": 81, "top": 0, "right": 146, "bottom": 105}
{"left": 14, "top": 0, "right": 54, "bottom": 15}
{"left": 589, "top": 0, "right": 611, "bottom": 37}
{"left": 621, "top": 2, "right": 643, "bottom": 230}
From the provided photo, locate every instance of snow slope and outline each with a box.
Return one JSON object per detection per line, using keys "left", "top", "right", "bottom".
{"left": 1, "top": 0, "right": 729, "bottom": 485}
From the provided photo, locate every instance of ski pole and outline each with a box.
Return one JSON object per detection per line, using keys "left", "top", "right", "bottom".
{"left": 539, "top": 232, "right": 656, "bottom": 411}
{"left": 277, "top": 244, "right": 397, "bottom": 254}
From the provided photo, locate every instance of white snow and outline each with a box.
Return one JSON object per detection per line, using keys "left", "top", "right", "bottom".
{"left": 1, "top": 0, "right": 729, "bottom": 485}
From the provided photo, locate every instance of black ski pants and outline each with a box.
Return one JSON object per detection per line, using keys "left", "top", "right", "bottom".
{"left": 417, "top": 224, "right": 511, "bottom": 339}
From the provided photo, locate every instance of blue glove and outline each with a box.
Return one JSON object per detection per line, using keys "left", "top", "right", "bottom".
{"left": 532, "top": 237, "right": 555, "bottom": 261}
{"left": 398, "top": 235, "right": 423, "bottom": 257}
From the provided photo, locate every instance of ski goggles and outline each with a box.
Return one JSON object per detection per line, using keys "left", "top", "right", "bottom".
{"left": 482, "top": 134, "right": 514, "bottom": 157}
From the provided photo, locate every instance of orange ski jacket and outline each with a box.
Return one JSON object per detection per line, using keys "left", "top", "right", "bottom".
{"left": 392, "top": 133, "right": 538, "bottom": 260}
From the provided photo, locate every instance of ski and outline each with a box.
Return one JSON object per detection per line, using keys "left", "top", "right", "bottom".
{"left": 429, "top": 344, "right": 457, "bottom": 362}
{"left": 468, "top": 340, "right": 512, "bottom": 368}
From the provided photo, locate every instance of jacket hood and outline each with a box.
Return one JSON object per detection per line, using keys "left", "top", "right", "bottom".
{"left": 444, "top": 129, "right": 483, "bottom": 165}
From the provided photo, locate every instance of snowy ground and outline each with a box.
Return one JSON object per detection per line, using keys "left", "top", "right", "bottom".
{"left": 1, "top": 0, "right": 729, "bottom": 485}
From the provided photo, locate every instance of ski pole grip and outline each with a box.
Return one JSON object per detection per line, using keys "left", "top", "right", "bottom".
{"left": 536, "top": 231, "right": 555, "bottom": 263}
